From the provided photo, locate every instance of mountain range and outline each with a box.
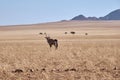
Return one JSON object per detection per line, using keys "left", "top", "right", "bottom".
{"left": 71, "top": 9, "right": 120, "bottom": 20}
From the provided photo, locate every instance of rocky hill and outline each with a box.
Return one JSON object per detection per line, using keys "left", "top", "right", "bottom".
{"left": 71, "top": 9, "right": 120, "bottom": 20}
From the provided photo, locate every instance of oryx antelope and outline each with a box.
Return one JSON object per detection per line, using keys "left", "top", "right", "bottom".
{"left": 44, "top": 33, "right": 58, "bottom": 49}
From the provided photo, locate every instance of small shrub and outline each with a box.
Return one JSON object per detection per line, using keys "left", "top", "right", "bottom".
{"left": 12, "top": 69, "right": 23, "bottom": 73}
{"left": 64, "top": 32, "right": 67, "bottom": 34}
{"left": 85, "top": 33, "right": 88, "bottom": 35}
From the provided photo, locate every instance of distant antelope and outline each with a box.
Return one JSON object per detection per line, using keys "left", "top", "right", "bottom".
{"left": 70, "top": 31, "right": 75, "bottom": 34}
{"left": 39, "top": 32, "right": 43, "bottom": 35}
{"left": 44, "top": 33, "right": 58, "bottom": 49}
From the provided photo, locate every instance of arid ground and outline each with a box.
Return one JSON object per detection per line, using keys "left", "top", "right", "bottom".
{"left": 0, "top": 21, "right": 120, "bottom": 80}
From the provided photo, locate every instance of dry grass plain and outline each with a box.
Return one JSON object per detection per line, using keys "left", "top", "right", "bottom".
{"left": 0, "top": 21, "right": 120, "bottom": 80}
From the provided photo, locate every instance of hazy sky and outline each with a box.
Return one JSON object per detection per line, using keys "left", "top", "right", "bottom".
{"left": 0, "top": 0, "right": 120, "bottom": 25}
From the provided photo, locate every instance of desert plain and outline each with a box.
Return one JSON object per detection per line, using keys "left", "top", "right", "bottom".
{"left": 0, "top": 21, "right": 120, "bottom": 80}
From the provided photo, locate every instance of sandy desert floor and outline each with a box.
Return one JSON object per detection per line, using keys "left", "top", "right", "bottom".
{"left": 0, "top": 21, "right": 120, "bottom": 80}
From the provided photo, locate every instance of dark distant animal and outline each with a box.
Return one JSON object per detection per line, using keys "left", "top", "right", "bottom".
{"left": 70, "top": 31, "right": 75, "bottom": 34}
{"left": 39, "top": 32, "right": 43, "bottom": 35}
{"left": 44, "top": 34, "right": 58, "bottom": 49}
